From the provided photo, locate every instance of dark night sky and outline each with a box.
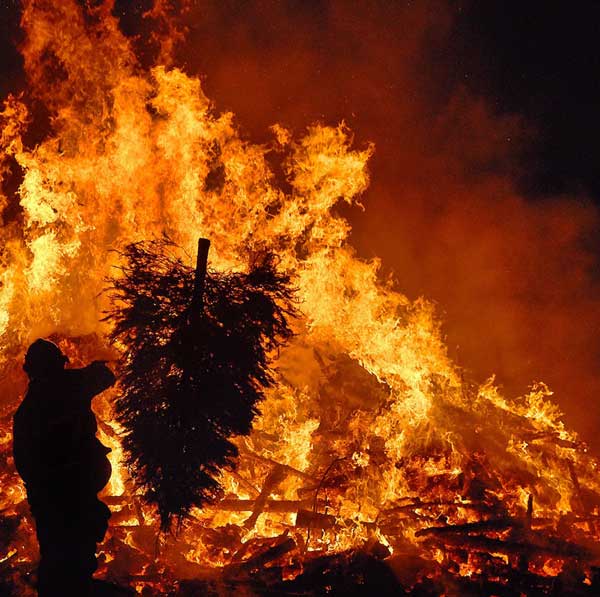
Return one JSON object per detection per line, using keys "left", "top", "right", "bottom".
{"left": 2, "top": 0, "right": 600, "bottom": 446}
{"left": 451, "top": 2, "right": 600, "bottom": 200}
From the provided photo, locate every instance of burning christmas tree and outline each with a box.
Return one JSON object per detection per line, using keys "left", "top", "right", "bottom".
{"left": 105, "top": 237, "right": 296, "bottom": 529}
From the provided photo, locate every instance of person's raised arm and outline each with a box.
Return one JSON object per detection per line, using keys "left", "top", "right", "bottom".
{"left": 81, "top": 360, "right": 116, "bottom": 398}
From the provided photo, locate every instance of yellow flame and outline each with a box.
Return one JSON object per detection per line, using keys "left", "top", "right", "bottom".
{"left": 1, "top": 0, "right": 599, "bottom": 585}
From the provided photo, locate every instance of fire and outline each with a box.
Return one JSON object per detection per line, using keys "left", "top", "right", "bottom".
{"left": 1, "top": 1, "right": 600, "bottom": 594}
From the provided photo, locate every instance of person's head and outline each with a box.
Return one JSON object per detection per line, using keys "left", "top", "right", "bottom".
{"left": 23, "top": 339, "right": 68, "bottom": 380}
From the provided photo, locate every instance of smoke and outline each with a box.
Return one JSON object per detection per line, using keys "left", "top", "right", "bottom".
{"left": 173, "top": 0, "right": 600, "bottom": 449}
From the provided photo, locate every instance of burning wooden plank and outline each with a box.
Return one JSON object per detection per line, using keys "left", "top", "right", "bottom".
{"left": 226, "top": 534, "right": 297, "bottom": 577}
{"left": 217, "top": 498, "right": 312, "bottom": 513}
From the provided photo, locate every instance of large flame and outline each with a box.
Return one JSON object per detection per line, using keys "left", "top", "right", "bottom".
{"left": 1, "top": 1, "right": 599, "bottom": 593}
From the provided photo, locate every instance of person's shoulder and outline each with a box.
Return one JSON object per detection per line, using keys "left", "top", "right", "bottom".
{"left": 13, "top": 399, "right": 25, "bottom": 423}
{"left": 14, "top": 391, "right": 35, "bottom": 418}
{"left": 13, "top": 392, "right": 42, "bottom": 431}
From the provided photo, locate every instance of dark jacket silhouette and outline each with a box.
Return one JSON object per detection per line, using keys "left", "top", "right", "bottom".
{"left": 13, "top": 339, "right": 115, "bottom": 596}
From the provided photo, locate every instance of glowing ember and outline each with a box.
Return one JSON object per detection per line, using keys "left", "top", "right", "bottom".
{"left": 1, "top": 1, "right": 600, "bottom": 595}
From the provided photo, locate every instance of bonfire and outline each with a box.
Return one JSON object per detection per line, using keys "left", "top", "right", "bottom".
{"left": 0, "top": 1, "right": 599, "bottom": 596}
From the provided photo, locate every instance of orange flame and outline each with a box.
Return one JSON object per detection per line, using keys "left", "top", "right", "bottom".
{"left": 1, "top": 0, "right": 599, "bottom": 590}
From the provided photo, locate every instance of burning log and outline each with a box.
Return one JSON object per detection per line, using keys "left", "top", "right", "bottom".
{"left": 416, "top": 517, "right": 522, "bottom": 536}
{"left": 227, "top": 534, "right": 296, "bottom": 576}
{"left": 217, "top": 498, "right": 313, "bottom": 513}
{"left": 525, "top": 431, "right": 581, "bottom": 450}
{"left": 244, "top": 464, "right": 286, "bottom": 529}
{"left": 421, "top": 529, "right": 592, "bottom": 560}
{"left": 242, "top": 444, "right": 317, "bottom": 482}
{"left": 295, "top": 509, "right": 337, "bottom": 530}
{"left": 105, "top": 237, "right": 297, "bottom": 529}
{"left": 383, "top": 497, "right": 497, "bottom": 515}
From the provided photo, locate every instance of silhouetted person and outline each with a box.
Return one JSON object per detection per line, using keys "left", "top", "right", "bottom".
{"left": 13, "top": 339, "right": 115, "bottom": 596}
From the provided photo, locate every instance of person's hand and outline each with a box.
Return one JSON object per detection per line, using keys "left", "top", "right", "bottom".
{"left": 90, "top": 360, "right": 109, "bottom": 373}
{"left": 90, "top": 360, "right": 116, "bottom": 386}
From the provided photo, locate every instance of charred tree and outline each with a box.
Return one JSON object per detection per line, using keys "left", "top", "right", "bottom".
{"left": 105, "top": 237, "right": 297, "bottom": 529}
